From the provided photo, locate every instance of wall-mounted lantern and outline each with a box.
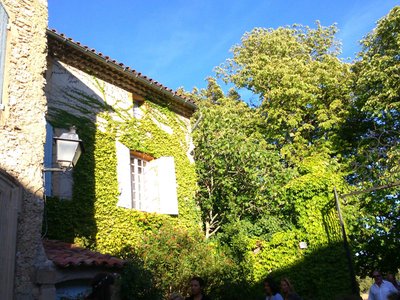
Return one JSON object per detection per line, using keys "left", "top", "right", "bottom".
{"left": 43, "top": 126, "right": 84, "bottom": 172}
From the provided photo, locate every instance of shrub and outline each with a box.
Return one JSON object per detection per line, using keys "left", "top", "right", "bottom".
{"left": 119, "top": 257, "right": 163, "bottom": 300}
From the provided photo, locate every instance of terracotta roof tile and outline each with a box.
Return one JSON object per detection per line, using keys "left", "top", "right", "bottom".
{"left": 43, "top": 239, "right": 126, "bottom": 269}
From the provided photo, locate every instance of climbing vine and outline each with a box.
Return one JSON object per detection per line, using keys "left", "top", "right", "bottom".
{"left": 44, "top": 77, "right": 200, "bottom": 255}
{"left": 43, "top": 80, "right": 237, "bottom": 299}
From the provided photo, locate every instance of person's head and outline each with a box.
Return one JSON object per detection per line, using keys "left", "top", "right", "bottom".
{"left": 387, "top": 273, "right": 397, "bottom": 284}
{"left": 372, "top": 270, "right": 383, "bottom": 285}
{"left": 280, "top": 277, "right": 294, "bottom": 295}
{"left": 90, "top": 273, "right": 115, "bottom": 300}
{"left": 264, "top": 277, "right": 279, "bottom": 296}
{"left": 189, "top": 276, "right": 205, "bottom": 296}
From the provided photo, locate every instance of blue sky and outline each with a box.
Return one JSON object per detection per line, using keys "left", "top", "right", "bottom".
{"left": 48, "top": 0, "right": 400, "bottom": 93}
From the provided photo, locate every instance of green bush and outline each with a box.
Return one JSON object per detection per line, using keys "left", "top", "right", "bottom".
{"left": 119, "top": 257, "right": 163, "bottom": 300}
{"left": 118, "top": 222, "right": 248, "bottom": 299}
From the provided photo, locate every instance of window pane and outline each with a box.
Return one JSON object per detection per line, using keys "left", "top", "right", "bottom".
{"left": 130, "top": 155, "right": 148, "bottom": 210}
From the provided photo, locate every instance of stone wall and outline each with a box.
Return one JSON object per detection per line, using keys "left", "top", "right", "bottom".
{"left": 0, "top": 0, "right": 49, "bottom": 299}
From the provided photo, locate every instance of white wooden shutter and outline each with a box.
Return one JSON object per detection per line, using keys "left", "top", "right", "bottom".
{"left": 144, "top": 156, "right": 178, "bottom": 215}
{"left": 116, "top": 141, "right": 132, "bottom": 208}
{"left": 158, "top": 157, "right": 179, "bottom": 215}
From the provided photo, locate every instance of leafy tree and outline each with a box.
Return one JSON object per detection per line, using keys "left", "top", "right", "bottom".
{"left": 351, "top": 6, "right": 400, "bottom": 185}
{"left": 214, "top": 21, "right": 355, "bottom": 233}
{"left": 120, "top": 257, "right": 163, "bottom": 300}
{"left": 217, "top": 22, "right": 352, "bottom": 163}
{"left": 191, "top": 8, "right": 400, "bottom": 296}
{"left": 127, "top": 222, "right": 240, "bottom": 300}
{"left": 347, "top": 6, "right": 400, "bottom": 275}
{"left": 206, "top": 22, "right": 359, "bottom": 298}
{"left": 347, "top": 190, "right": 400, "bottom": 276}
{"left": 192, "top": 83, "right": 290, "bottom": 239}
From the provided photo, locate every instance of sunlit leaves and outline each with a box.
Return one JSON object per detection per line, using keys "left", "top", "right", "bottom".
{"left": 351, "top": 6, "right": 400, "bottom": 186}
{"left": 218, "top": 22, "right": 352, "bottom": 160}
{"left": 193, "top": 92, "right": 289, "bottom": 232}
{"left": 346, "top": 6, "right": 400, "bottom": 275}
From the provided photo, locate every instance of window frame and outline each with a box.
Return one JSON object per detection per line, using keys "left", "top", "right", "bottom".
{"left": 130, "top": 151, "right": 153, "bottom": 210}
{"left": 116, "top": 141, "right": 179, "bottom": 215}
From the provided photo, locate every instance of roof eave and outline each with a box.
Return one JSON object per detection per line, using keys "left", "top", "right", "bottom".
{"left": 46, "top": 29, "right": 197, "bottom": 113}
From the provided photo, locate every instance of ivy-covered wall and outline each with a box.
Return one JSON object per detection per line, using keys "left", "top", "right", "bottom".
{"left": 44, "top": 58, "right": 200, "bottom": 255}
{"left": 246, "top": 156, "right": 355, "bottom": 299}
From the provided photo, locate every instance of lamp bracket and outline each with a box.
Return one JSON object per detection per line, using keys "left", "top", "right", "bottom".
{"left": 42, "top": 167, "right": 71, "bottom": 173}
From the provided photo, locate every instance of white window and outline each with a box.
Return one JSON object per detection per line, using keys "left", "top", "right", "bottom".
{"left": 116, "top": 141, "right": 179, "bottom": 214}
{"left": 0, "top": 3, "right": 8, "bottom": 108}
{"left": 130, "top": 154, "right": 148, "bottom": 210}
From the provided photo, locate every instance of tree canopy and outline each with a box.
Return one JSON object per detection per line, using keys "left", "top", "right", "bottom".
{"left": 191, "top": 6, "right": 400, "bottom": 298}
{"left": 347, "top": 6, "right": 400, "bottom": 275}
{"left": 193, "top": 78, "right": 291, "bottom": 240}
{"left": 217, "top": 23, "right": 352, "bottom": 161}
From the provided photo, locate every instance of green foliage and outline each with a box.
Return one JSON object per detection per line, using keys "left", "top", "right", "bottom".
{"left": 347, "top": 6, "right": 400, "bottom": 276}
{"left": 350, "top": 6, "right": 400, "bottom": 185}
{"left": 355, "top": 6, "right": 400, "bottom": 118}
{"left": 196, "top": 20, "right": 357, "bottom": 299}
{"left": 114, "top": 221, "right": 257, "bottom": 300}
{"left": 264, "top": 241, "right": 353, "bottom": 300}
{"left": 129, "top": 222, "right": 238, "bottom": 299}
{"left": 44, "top": 111, "right": 98, "bottom": 245}
{"left": 43, "top": 196, "right": 78, "bottom": 242}
{"left": 357, "top": 276, "right": 373, "bottom": 294}
{"left": 217, "top": 23, "right": 352, "bottom": 165}
{"left": 44, "top": 6, "right": 400, "bottom": 300}
{"left": 120, "top": 258, "right": 163, "bottom": 300}
{"left": 193, "top": 92, "right": 291, "bottom": 239}
{"left": 346, "top": 189, "right": 400, "bottom": 276}
{"left": 45, "top": 84, "right": 200, "bottom": 254}
{"left": 243, "top": 154, "right": 350, "bottom": 299}
{"left": 349, "top": 6, "right": 400, "bottom": 179}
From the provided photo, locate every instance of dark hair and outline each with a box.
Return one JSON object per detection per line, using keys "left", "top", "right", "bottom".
{"left": 191, "top": 276, "right": 205, "bottom": 287}
{"left": 280, "top": 277, "right": 295, "bottom": 295}
{"left": 371, "top": 270, "right": 382, "bottom": 278}
{"left": 264, "top": 277, "right": 280, "bottom": 295}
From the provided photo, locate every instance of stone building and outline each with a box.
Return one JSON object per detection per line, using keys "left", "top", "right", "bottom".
{"left": 38, "top": 28, "right": 197, "bottom": 299}
{"left": 44, "top": 28, "right": 196, "bottom": 209}
{"left": 0, "top": 0, "right": 51, "bottom": 299}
